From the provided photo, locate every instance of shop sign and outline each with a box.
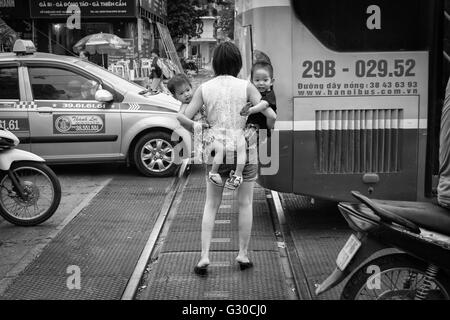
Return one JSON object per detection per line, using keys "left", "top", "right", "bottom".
{"left": 0, "top": 0, "right": 29, "bottom": 18}
{"left": 140, "top": 0, "right": 167, "bottom": 18}
{"left": 30, "top": 0, "right": 137, "bottom": 19}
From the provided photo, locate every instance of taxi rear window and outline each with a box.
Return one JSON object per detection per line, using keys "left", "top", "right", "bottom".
{"left": 0, "top": 67, "right": 19, "bottom": 100}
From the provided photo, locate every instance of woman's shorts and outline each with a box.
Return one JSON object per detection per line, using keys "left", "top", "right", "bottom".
{"left": 205, "top": 162, "right": 258, "bottom": 184}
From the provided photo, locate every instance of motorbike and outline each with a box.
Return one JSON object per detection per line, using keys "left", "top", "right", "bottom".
{"left": 315, "top": 191, "right": 450, "bottom": 300}
{"left": 0, "top": 128, "right": 61, "bottom": 226}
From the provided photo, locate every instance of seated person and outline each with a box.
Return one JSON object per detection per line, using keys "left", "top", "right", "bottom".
{"left": 80, "top": 80, "right": 99, "bottom": 100}
{"left": 65, "top": 80, "right": 83, "bottom": 100}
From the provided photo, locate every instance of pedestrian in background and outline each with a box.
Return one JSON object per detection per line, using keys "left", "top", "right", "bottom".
{"left": 79, "top": 50, "right": 90, "bottom": 61}
{"left": 149, "top": 49, "right": 167, "bottom": 94}
{"left": 182, "top": 41, "right": 274, "bottom": 276}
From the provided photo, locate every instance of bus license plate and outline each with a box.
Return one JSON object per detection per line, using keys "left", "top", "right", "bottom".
{"left": 336, "top": 234, "right": 361, "bottom": 271}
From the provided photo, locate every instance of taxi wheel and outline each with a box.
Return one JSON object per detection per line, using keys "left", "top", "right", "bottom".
{"left": 133, "top": 132, "right": 179, "bottom": 177}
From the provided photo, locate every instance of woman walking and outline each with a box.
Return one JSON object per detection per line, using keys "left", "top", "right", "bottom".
{"left": 181, "top": 42, "right": 276, "bottom": 275}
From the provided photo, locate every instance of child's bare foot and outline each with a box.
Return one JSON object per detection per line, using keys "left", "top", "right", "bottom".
{"left": 208, "top": 172, "right": 223, "bottom": 186}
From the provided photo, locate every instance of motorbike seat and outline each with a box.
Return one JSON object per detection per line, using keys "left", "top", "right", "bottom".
{"left": 369, "top": 199, "right": 450, "bottom": 236}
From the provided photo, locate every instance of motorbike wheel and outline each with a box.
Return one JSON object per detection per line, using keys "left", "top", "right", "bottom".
{"left": 341, "top": 254, "right": 450, "bottom": 300}
{"left": 133, "top": 131, "right": 179, "bottom": 177}
{"left": 0, "top": 162, "right": 61, "bottom": 226}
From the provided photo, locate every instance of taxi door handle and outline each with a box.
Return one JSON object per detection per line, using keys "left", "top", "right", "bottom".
{"left": 37, "top": 107, "right": 53, "bottom": 114}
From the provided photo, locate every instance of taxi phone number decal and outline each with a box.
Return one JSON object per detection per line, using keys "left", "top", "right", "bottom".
{"left": 53, "top": 114, "right": 105, "bottom": 134}
{"left": 0, "top": 118, "right": 30, "bottom": 132}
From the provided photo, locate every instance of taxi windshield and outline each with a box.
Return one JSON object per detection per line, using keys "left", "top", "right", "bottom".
{"left": 74, "top": 60, "right": 146, "bottom": 94}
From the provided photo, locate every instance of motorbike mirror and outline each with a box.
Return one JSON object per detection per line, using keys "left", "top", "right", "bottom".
{"left": 95, "top": 89, "right": 114, "bottom": 103}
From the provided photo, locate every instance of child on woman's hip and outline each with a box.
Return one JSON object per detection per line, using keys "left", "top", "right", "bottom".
{"left": 170, "top": 74, "right": 210, "bottom": 163}
{"left": 240, "top": 60, "right": 277, "bottom": 146}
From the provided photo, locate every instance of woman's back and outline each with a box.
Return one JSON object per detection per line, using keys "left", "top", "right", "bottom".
{"left": 201, "top": 75, "right": 248, "bottom": 132}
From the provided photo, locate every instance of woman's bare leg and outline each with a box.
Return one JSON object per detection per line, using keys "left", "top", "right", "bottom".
{"left": 210, "top": 140, "right": 224, "bottom": 174}
{"left": 197, "top": 179, "right": 224, "bottom": 267}
{"left": 236, "top": 180, "right": 255, "bottom": 263}
{"left": 234, "top": 136, "right": 247, "bottom": 177}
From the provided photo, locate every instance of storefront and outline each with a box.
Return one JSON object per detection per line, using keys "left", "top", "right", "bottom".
{"left": 0, "top": 0, "right": 168, "bottom": 64}
{"left": 0, "top": 0, "right": 32, "bottom": 52}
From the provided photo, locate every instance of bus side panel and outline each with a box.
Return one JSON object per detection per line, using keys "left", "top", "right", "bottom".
{"left": 258, "top": 131, "right": 293, "bottom": 193}
{"left": 293, "top": 129, "right": 419, "bottom": 202}
{"left": 291, "top": 6, "right": 429, "bottom": 201}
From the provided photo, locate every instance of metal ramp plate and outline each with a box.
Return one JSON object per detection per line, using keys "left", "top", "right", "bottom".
{"left": 281, "top": 193, "right": 351, "bottom": 300}
{"left": 142, "top": 251, "right": 292, "bottom": 300}
{"left": 0, "top": 176, "right": 173, "bottom": 300}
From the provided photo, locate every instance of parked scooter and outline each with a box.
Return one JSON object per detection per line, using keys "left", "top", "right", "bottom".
{"left": 316, "top": 191, "right": 450, "bottom": 300}
{"left": 0, "top": 128, "right": 61, "bottom": 226}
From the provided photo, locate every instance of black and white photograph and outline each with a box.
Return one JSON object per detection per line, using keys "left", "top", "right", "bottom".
{"left": 0, "top": 0, "right": 450, "bottom": 314}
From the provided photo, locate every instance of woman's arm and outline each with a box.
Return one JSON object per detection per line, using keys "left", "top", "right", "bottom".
{"left": 183, "top": 85, "right": 204, "bottom": 119}
{"left": 246, "top": 82, "right": 262, "bottom": 107}
{"left": 177, "top": 105, "right": 196, "bottom": 130}
{"left": 240, "top": 100, "right": 269, "bottom": 116}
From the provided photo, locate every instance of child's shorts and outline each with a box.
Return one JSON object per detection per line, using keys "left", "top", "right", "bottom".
{"left": 205, "top": 162, "right": 258, "bottom": 184}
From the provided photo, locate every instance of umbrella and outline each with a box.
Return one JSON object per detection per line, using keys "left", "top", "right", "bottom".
{"left": 73, "top": 32, "right": 129, "bottom": 55}
{"left": 73, "top": 33, "right": 130, "bottom": 66}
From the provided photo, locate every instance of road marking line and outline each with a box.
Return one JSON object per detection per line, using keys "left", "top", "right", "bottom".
{"left": 204, "top": 291, "right": 230, "bottom": 298}
{"left": 219, "top": 204, "right": 231, "bottom": 209}
{"left": 215, "top": 220, "right": 231, "bottom": 224}
{"left": 210, "top": 261, "right": 231, "bottom": 267}
{"left": 211, "top": 238, "right": 231, "bottom": 243}
{"left": 0, "top": 178, "right": 113, "bottom": 296}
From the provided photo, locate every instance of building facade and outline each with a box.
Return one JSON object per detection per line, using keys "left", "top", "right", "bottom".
{"left": 0, "top": 0, "right": 168, "bottom": 65}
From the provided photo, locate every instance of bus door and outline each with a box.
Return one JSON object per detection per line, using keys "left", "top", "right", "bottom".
{"left": 291, "top": 0, "right": 440, "bottom": 201}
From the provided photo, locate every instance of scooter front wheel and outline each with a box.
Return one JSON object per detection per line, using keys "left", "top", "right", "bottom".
{"left": 0, "top": 161, "right": 61, "bottom": 226}
{"left": 341, "top": 254, "right": 450, "bottom": 300}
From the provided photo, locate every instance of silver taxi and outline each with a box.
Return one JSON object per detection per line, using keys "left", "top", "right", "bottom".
{"left": 0, "top": 40, "right": 191, "bottom": 177}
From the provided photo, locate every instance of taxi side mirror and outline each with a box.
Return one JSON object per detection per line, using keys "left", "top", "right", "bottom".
{"left": 95, "top": 89, "right": 114, "bottom": 102}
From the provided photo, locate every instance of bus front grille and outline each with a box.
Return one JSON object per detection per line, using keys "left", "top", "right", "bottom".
{"left": 315, "top": 109, "right": 403, "bottom": 174}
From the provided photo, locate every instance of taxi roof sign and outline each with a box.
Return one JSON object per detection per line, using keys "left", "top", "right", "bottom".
{"left": 13, "top": 39, "right": 36, "bottom": 55}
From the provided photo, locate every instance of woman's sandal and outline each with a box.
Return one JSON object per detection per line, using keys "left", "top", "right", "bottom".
{"left": 194, "top": 264, "right": 209, "bottom": 276}
{"left": 237, "top": 261, "right": 254, "bottom": 271}
{"left": 208, "top": 172, "right": 223, "bottom": 187}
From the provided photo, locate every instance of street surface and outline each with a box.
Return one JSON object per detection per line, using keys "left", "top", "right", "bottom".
{"left": 0, "top": 70, "right": 353, "bottom": 300}
{"left": 0, "top": 162, "right": 351, "bottom": 300}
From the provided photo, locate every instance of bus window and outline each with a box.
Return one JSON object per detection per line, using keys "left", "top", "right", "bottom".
{"left": 292, "top": 0, "right": 438, "bottom": 52}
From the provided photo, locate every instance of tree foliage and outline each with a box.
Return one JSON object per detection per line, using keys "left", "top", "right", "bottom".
{"left": 216, "top": 4, "right": 234, "bottom": 39}
{"left": 167, "top": 0, "right": 204, "bottom": 42}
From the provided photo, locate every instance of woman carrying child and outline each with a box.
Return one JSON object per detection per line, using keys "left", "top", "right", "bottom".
{"left": 180, "top": 42, "right": 276, "bottom": 276}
